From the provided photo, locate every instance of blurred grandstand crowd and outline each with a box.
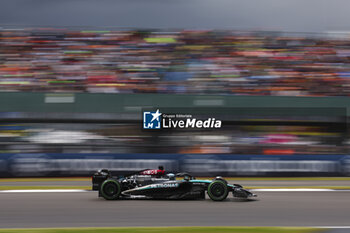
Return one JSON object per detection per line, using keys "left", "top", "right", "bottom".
{"left": 0, "top": 123, "right": 346, "bottom": 155}
{"left": 2, "top": 28, "right": 350, "bottom": 96}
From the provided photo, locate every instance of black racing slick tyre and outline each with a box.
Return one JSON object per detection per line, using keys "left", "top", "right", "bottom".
{"left": 207, "top": 180, "right": 229, "bottom": 201}
{"left": 214, "top": 177, "right": 228, "bottom": 185}
{"left": 100, "top": 179, "right": 121, "bottom": 200}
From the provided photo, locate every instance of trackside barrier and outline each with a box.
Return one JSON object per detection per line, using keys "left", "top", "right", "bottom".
{"left": 0, "top": 153, "right": 349, "bottom": 177}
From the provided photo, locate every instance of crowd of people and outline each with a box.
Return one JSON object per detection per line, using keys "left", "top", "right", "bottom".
{"left": 1, "top": 28, "right": 350, "bottom": 96}
{"left": 0, "top": 123, "right": 346, "bottom": 155}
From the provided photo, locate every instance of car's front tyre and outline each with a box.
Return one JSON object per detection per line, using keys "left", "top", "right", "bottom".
{"left": 207, "top": 180, "right": 228, "bottom": 201}
{"left": 100, "top": 179, "right": 121, "bottom": 200}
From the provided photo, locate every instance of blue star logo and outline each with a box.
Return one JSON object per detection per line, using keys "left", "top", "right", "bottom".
{"left": 143, "top": 109, "right": 162, "bottom": 129}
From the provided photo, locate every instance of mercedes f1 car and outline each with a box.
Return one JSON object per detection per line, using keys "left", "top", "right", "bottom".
{"left": 92, "top": 166, "right": 257, "bottom": 201}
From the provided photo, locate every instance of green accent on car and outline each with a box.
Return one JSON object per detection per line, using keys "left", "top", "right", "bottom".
{"left": 207, "top": 180, "right": 229, "bottom": 201}
{"left": 100, "top": 179, "right": 121, "bottom": 200}
{"left": 188, "top": 180, "right": 212, "bottom": 184}
{"left": 189, "top": 180, "right": 235, "bottom": 188}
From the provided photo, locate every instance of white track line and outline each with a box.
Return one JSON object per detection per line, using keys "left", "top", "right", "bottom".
{"left": 0, "top": 189, "right": 88, "bottom": 193}
{"left": 251, "top": 188, "right": 336, "bottom": 192}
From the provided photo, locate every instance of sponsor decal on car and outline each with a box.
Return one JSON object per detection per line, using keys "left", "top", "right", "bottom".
{"left": 149, "top": 183, "right": 179, "bottom": 188}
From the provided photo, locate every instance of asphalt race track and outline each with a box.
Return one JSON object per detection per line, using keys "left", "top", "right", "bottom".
{"left": 1, "top": 191, "right": 350, "bottom": 228}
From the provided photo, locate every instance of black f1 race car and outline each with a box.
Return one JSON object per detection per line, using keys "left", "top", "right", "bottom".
{"left": 92, "top": 166, "right": 257, "bottom": 201}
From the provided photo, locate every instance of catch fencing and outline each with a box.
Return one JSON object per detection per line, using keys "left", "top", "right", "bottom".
{"left": 0, "top": 153, "right": 349, "bottom": 177}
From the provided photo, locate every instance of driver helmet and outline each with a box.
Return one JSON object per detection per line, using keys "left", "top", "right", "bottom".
{"left": 167, "top": 173, "right": 175, "bottom": 180}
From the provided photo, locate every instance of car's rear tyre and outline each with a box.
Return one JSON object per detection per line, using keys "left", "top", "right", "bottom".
{"left": 100, "top": 179, "right": 121, "bottom": 200}
{"left": 207, "top": 180, "right": 228, "bottom": 201}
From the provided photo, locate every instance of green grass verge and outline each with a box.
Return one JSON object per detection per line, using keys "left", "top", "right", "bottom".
{"left": 0, "top": 227, "right": 323, "bottom": 233}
